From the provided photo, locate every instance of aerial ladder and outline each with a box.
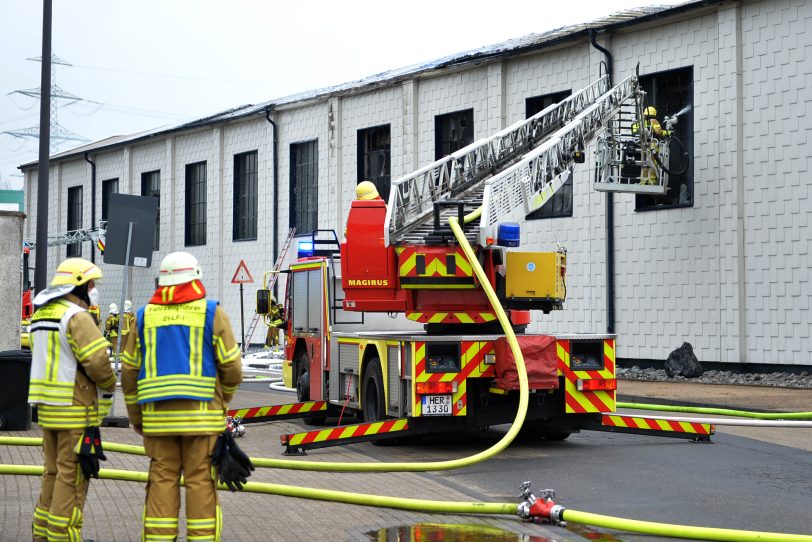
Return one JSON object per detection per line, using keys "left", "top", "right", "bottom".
{"left": 384, "top": 73, "right": 674, "bottom": 251}
{"left": 25, "top": 221, "right": 108, "bottom": 251}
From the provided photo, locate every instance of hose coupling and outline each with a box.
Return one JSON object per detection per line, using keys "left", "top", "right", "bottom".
{"left": 517, "top": 482, "right": 566, "bottom": 527}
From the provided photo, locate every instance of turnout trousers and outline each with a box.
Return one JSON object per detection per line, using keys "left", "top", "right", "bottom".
{"left": 142, "top": 434, "right": 221, "bottom": 542}
{"left": 32, "top": 428, "right": 89, "bottom": 542}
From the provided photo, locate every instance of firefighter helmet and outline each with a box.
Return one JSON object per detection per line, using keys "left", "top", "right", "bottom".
{"left": 355, "top": 180, "right": 380, "bottom": 201}
{"left": 109, "top": 303, "right": 118, "bottom": 315}
{"left": 158, "top": 251, "right": 202, "bottom": 286}
{"left": 643, "top": 106, "right": 658, "bottom": 118}
{"left": 124, "top": 299, "right": 132, "bottom": 312}
{"left": 50, "top": 258, "right": 103, "bottom": 287}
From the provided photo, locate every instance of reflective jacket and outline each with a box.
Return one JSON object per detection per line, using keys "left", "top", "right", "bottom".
{"left": 28, "top": 294, "right": 117, "bottom": 429}
{"left": 120, "top": 298, "right": 243, "bottom": 436}
{"left": 135, "top": 299, "right": 218, "bottom": 403}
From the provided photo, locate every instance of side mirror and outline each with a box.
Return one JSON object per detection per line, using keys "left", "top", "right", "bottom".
{"left": 256, "top": 289, "right": 270, "bottom": 315}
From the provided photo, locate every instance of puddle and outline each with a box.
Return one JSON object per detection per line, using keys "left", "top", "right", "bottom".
{"left": 367, "top": 523, "right": 555, "bottom": 541}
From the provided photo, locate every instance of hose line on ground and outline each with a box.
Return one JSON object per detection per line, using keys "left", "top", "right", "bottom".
{"left": 2, "top": 465, "right": 810, "bottom": 542}
{"left": 617, "top": 402, "right": 812, "bottom": 420}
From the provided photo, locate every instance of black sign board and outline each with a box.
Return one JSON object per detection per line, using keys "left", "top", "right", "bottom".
{"left": 104, "top": 194, "right": 158, "bottom": 267}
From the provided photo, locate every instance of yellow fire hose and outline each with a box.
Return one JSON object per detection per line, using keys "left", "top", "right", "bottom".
{"left": 617, "top": 402, "right": 812, "bottom": 420}
{"left": 1, "top": 464, "right": 809, "bottom": 541}
{"left": 4, "top": 210, "right": 812, "bottom": 540}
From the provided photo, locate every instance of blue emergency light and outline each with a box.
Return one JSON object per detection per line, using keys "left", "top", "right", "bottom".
{"left": 297, "top": 240, "right": 315, "bottom": 258}
{"left": 497, "top": 222, "right": 521, "bottom": 247}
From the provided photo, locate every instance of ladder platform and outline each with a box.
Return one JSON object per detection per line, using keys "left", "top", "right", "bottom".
{"left": 228, "top": 400, "right": 332, "bottom": 424}
{"left": 592, "top": 181, "right": 668, "bottom": 195}
{"left": 281, "top": 418, "right": 413, "bottom": 454}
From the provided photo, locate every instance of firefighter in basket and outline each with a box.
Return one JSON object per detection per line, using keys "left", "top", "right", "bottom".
{"left": 120, "top": 251, "right": 251, "bottom": 542}
{"left": 632, "top": 106, "right": 671, "bottom": 185}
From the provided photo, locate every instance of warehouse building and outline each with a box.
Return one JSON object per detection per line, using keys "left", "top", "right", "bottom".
{"left": 20, "top": 0, "right": 811, "bottom": 369}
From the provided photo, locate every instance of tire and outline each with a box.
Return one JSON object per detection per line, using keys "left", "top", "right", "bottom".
{"left": 294, "top": 350, "right": 325, "bottom": 425}
{"left": 294, "top": 351, "right": 310, "bottom": 403}
{"left": 362, "top": 358, "right": 385, "bottom": 423}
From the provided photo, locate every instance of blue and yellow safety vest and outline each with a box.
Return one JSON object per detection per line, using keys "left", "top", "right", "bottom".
{"left": 136, "top": 299, "right": 218, "bottom": 404}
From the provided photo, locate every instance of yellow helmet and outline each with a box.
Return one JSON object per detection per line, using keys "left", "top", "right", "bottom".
{"left": 50, "top": 258, "right": 103, "bottom": 287}
{"left": 643, "top": 106, "right": 657, "bottom": 118}
{"left": 355, "top": 180, "right": 380, "bottom": 201}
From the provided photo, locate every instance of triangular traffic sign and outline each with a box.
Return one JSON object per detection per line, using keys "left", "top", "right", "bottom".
{"left": 231, "top": 259, "right": 254, "bottom": 284}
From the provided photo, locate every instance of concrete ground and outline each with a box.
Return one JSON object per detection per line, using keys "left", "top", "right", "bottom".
{"left": 1, "top": 379, "right": 810, "bottom": 541}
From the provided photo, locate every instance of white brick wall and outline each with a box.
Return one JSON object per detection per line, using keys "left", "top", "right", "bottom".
{"left": 20, "top": 0, "right": 812, "bottom": 366}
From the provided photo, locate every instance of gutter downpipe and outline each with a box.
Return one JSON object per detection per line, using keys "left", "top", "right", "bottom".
{"left": 84, "top": 153, "right": 96, "bottom": 263}
{"left": 590, "top": 29, "right": 616, "bottom": 335}
{"left": 264, "top": 109, "right": 279, "bottom": 297}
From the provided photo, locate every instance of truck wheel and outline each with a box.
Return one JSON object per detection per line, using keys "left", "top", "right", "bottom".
{"left": 295, "top": 352, "right": 325, "bottom": 425}
{"left": 362, "top": 358, "right": 385, "bottom": 423}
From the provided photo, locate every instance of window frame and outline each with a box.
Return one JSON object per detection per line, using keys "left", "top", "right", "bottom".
{"left": 66, "top": 185, "right": 83, "bottom": 258}
{"left": 141, "top": 170, "right": 161, "bottom": 251}
{"left": 289, "top": 140, "right": 319, "bottom": 235}
{"left": 434, "top": 108, "right": 474, "bottom": 160}
{"left": 233, "top": 150, "right": 258, "bottom": 242}
{"left": 635, "top": 65, "right": 694, "bottom": 211}
{"left": 525, "top": 90, "right": 573, "bottom": 220}
{"left": 100, "top": 178, "right": 119, "bottom": 222}
{"left": 184, "top": 161, "right": 207, "bottom": 247}
{"left": 357, "top": 124, "right": 392, "bottom": 203}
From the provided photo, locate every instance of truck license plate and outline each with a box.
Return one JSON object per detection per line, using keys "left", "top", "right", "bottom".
{"left": 421, "top": 395, "right": 452, "bottom": 416}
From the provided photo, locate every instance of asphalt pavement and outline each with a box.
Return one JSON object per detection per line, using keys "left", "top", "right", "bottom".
{"left": 0, "top": 379, "right": 810, "bottom": 541}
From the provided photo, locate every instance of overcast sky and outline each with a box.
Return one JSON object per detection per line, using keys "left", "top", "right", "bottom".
{"left": 0, "top": 0, "right": 686, "bottom": 189}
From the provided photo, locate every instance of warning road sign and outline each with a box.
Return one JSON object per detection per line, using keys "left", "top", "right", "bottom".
{"left": 231, "top": 259, "right": 254, "bottom": 284}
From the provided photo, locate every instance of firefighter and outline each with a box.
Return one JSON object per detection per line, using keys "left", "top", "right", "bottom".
{"left": 120, "top": 251, "right": 244, "bottom": 542}
{"left": 632, "top": 106, "right": 671, "bottom": 185}
{"left": 104, "top": 302, "right": 119, "bottom": 353}
{"left": 355, "top": 180, "right": 381, "bottom": 200}
{"left": 120, "top": 299, "right": 135, "bottom": 346}
{"left": 28, "top": 258, "right": 117, "bottom": 542}
{"left": 264, "top": 295, "right": 286, "bottom": 347}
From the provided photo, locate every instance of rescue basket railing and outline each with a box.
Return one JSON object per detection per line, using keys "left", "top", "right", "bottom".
{"left": 384, "top": 75, "right": 610, "bottom": 246}
{"left": 477, "top": 75, "right": 640, "bottom": 246}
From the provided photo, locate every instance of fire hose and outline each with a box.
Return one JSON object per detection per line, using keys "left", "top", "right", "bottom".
{"left": 1, "top": 464, "right": 810, "bottom": 542}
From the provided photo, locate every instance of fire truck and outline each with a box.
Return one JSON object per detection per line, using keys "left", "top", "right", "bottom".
{"left": 244, "top": 72, "right": 707, "bottom": 453}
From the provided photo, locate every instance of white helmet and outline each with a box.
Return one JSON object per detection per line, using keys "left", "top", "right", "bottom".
{"left": 124, "top": 299, "right": 133, "bottom": 312}
{"left": 159, "top": 251, "right": 202, "bottom": 286}
{"left": 109, "top": 303, "right": 119, "bottom": 314}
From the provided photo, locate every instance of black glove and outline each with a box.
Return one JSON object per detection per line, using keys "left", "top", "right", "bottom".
{"left": 75, "top": 426, "right": 106, "bottom": 481}
{"left": 212, "top": 430, "right": 253, "bottom": 491}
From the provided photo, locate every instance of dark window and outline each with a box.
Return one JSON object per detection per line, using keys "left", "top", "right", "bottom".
{"left": 141, "top": 170, "right": 161, "bottom": 250}
{"left": 526, "top": 90, "right": 573, "bottom": 220}
{"left": 525, "top": 90, "right": 571, "bottom": 119}
{"left": 66, "top": 185, "right": 83, "bottom": 257}
{"left": 101, "top": 178, "right": 118, "bottom": 221}
{"left": 636, "top": 66, "right": 694, "bottom": 210}
{"left": 357, "top": 124, "right": 391, "bottom": 202}
{"left": 290, "top": 140, "right": 318, "bottom": 234}
{"left": 435, "top": 109, "right": 474, "bottom": 160}
{"left": 185, "top": 162, "right": 207, "bottom": 246}
{"left": 233, "top": 151, "right": 258, "bottom": 241}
